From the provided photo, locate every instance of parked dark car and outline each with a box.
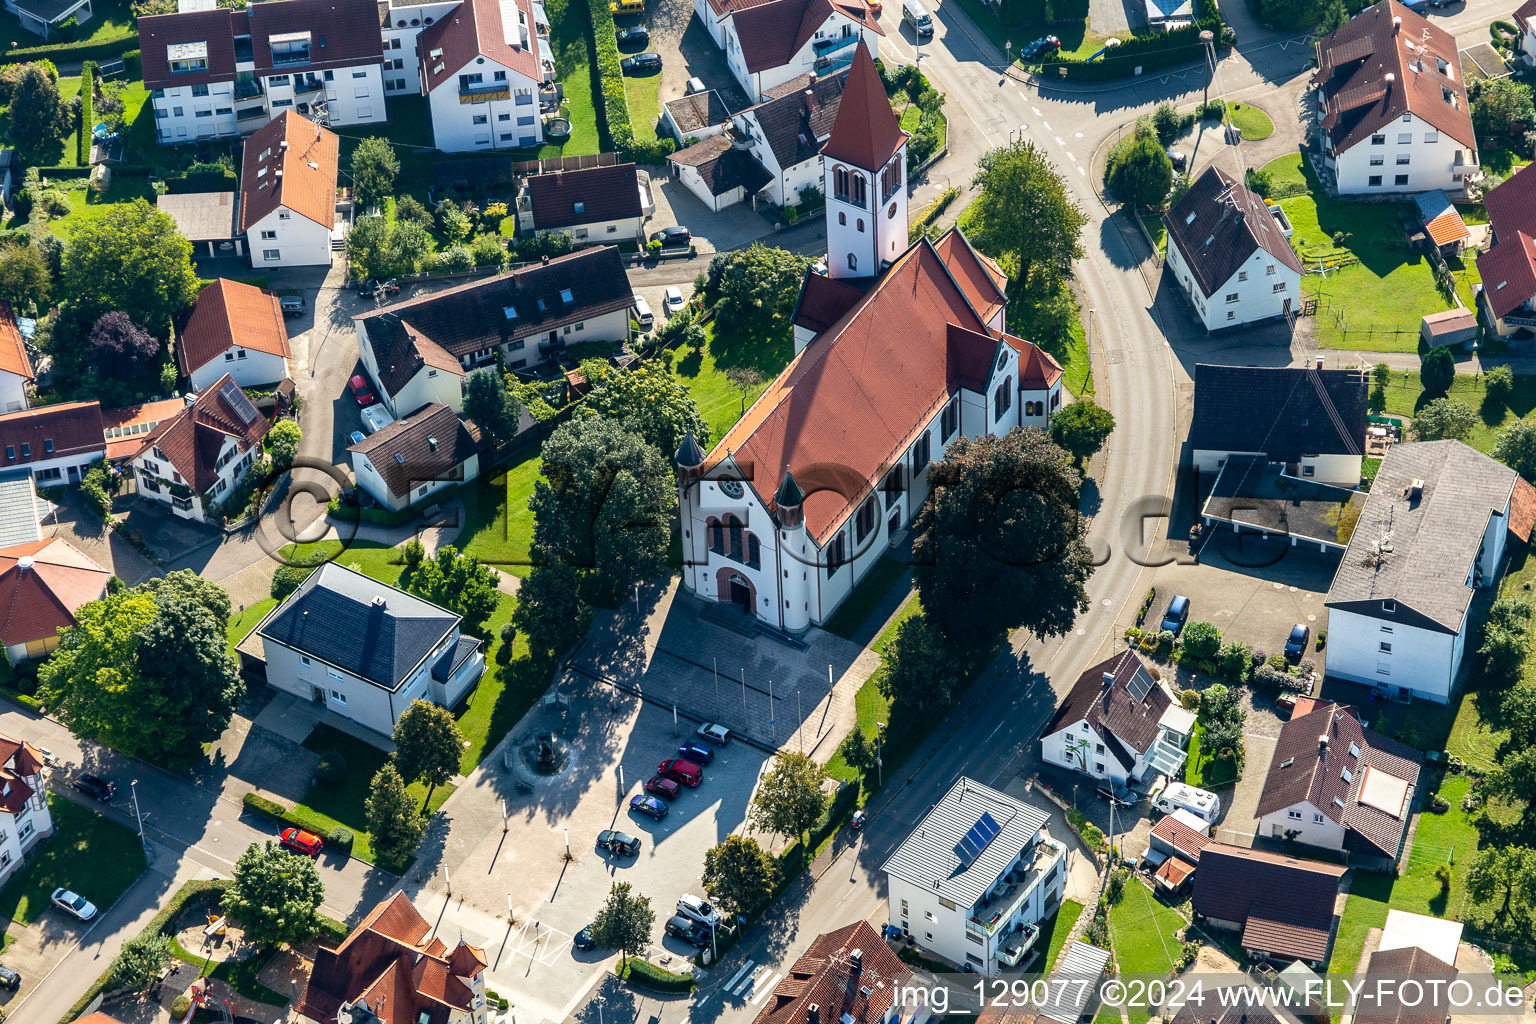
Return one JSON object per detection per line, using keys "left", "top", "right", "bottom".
{"left": 621, "top": 52, "right": 662, "bottom": 74}
{"left": 596, "top": 829, "right": 641, "bottom": 856}
{"left": 629, "top": 794, "right": 668, "bottom": 820}
{"left": 650, "top": 225, "right": 691, "bottom": 248}
{"left": 70, "top": 773, "right": 116, "bottom": 801}
{"left": 644, "top": 775, "right": 681, "bottom": 800}
{"left": 676, "top": 740, "right": 714, "bottom": 765}
{"left": 357, "top": 277, "right": 400, "bottom": 298}
{"left": 1284, "top": 623, "right": 1309, "bottom": 659}
{"left": 572, "top": 924, "right": 597, "bottom": 951}
{"left": 348, "top": 430, "right": 367, "bottom": 446}
{"left": 1160, "top": 594, "right": 1190, "bottom": 634}
{"left": 1167, "top": 149, "right": 1187, "bottom": 172}
{"left": 0, "top": 965, "right": 19, "bottom": 991}
{"left": 665, "top": 914, "right": 712, "bottom": 948}
{"left": 1096, "top": 781, "right": 1135, "bottom": 807}
{"left": 1020, "top": 34, "right": 1060, "bottom": 59}
{"left": 616, "top": 25, "right": 649, "bottom": 48}
{"left": 279, "top": 295, "right": 306, "bottom": 318}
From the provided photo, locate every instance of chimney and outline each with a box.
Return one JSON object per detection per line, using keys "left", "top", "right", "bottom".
{"left": 372, "top": 595, "right": 387, "bottom": 608}
{"left": 1318, "top": 734, "right": 1330, "bottom": 752}
{"left": 804, "top": 88, "right": 815, "bottom": 113}
{"left": 1102, "top": 671, "right": 1115, "bottom": 687}
{"left": 542, "top": 255, "right": 550, "bottom": 265}
{"left": 1408, "top": 478, "right": 1424, "bottom": 499}
{"left": 1392, "top": 14, "right": 1401, "bottom": 30}
{"left": 427, "top": 434, "right": 438, "bottom": 451}
{"left": 1315, "top": 354, "right": 1325, "bottom": 371}
{"left": 849, "top": 949, "right": 863, "bottom": 973}
{"left": 808, "top": 1005, "right": 821, "bottom": 1024}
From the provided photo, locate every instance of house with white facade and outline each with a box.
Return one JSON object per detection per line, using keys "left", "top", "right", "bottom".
{"left": 0, "top": 735, "right": 52, "bottom": 888}
{"left": 1038, "top": 651, "right": 1194, "bottom": 788}
{"left": 5, "top": 0, "right": 93, "bottom": 40}
{"left": 417, "top": 0, "right": 547, "bottom": 152}
{"left": 1191, "top": 363, "right": 1369, "bottom": 486}
{"left": 353, "top": 245, "right": 634, "bottom": 415}
{"left": 1323, "top": 440, "right": 1536, "bottom": 703}
{"left": 0, "top": 538, "right": 111, "bottom": 663}
{"left": 516, "top": 162, "right": 649, "bottom": 243}
{"left": 348, "top": 403, "right": 480, "bottom": 511}
{"left": 747, "top": 922, "right": 927, "bottom": 1024}
{"left": 0, "top": 303, "right": 33, "bottom": 416}
{"left": 1314, "top": 0, "right": 1479, "bottom": 196}
{"left": 1477, "top": 162, "right": 1536, "bottom": 337}
{"left": 1517, "top": 0, "right": 1536, "bottom": 67}
{"left": 676, "top": 46, "right": 1064, "bottom": 633}
{"left": 0, "top": 401, "right": 106, "bottom": 486}
{"left": 1256, "top": 700, "right": 1422, "bottom": 869}
{"left": 139, "top": 0, "right": 385, "bottom": 144}
{"left": 1163, "top": 166, "right": 1304, "bottom": 331}
{"left": 239, "top": 112, "right": 339, "bottom": 268}
{"left": 883, "top": 776, "right": 1066, "bottom": 974}
{"left": 178, "top": 279, "right": 293, "bottom": 391}
{"left": 722, "top": 0, "right": 880, "bottom": 102}
{"left": 127, "top": 375, "right": 272, "bottom": 523}
{"left": 253, "top": 562, "right": 485, "bottom": 736}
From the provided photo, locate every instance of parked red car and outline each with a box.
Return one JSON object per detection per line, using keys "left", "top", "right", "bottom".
{"left": 645, "top": 775, "right": 681, "bottom": 800}
{"left": 656, "top": 759, "right": 702, "bottom": 788}
{"left": 349, "top": 374, "right": 376, "bottom": 407}
{"left": 280, "top": 827, "right": 324, "bottom": 856}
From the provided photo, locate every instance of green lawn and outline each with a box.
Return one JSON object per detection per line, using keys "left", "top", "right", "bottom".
{"left": 1107, "top": 881, "right": 1186, "bottom": 976}
{"left": 228, "top": 598, "right": 278, "bottom": 654}
{"left": 1226, "top": 102, "right": 1273, "bottom": 141}
{"left": 0, "top": 795, "right": 146, "bottom": 925}
{"left": 1062, "top": 315, "right": 1092, "bottom": 398}
{"left": 454, "top": 467, "right": 540, "bottom": 575}
{"left": 1184, "top": 721, "right": 1237, "bottom": 787}
{"left": 623, "top": 70, "right": 663, "bottom": 143}
{"left": 1041, "top": 899, "right": 1085, "bottom": 972}
{"left": 1376, "top": 368, "right": 1536, "bottom": 456}
{"left": 1137, "top": 209, "right": 1167, "bottom": 258}
{"left": 820, "top": 556, "right": 910, "bottom": 641}
{"left": 673, "top": 318, "right": 788, "bottom": 441}
{"left": 546, "top": 0, "right": 601, "bottom": 157}
{"left": 824, "top": 594, "right": 920, "bottom": 784}
{"left": 1261, "top": 153, "right": 1452, "bottom": 352}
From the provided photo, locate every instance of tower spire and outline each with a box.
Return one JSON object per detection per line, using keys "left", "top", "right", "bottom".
{"left": 821, "top": 42, "right": 911, "bottom": 280}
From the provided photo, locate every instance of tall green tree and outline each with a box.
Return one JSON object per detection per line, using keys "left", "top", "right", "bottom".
{"left": 969, "top": 140, "right": 1086, "bottom": 290}
{"left": 578, "top": 362, "right": 708, "bottom": 458}
{"left": 407, "top": 545, "right": 501, "bottom": 633}
{"left": 221, "top": 841, "right": 325, "bottom": 947}
{"left": 463, "top": 369, "right": 525, "bottom": 450}
{"left": 1105, "top": 124, "right": 1174, "bottom": 210}
{"left": 8, "top": 65, "right": 69, "bottom": 161}
{"left": 878, "top": 612, "right": 966, "bottom": 715}
{"left": 1494, "top": 418, "right": 1536, "bottom": 483}
{"left": 1410, "top": 397, "right": 1477, "bottom": 442}
{"left": 366, "top": 762, "right": 425, "bottom": 864}
{"left": 1470, "top": 78, "right": 1535, "bottom": 146}
{"left": 267, "top": 419, "right": 302, "bottom": 470}
{"left": 109, "top": 931, "right": 174, "bottom": 991}
{"left": 1480, "top": 748, "right": 1536, "bottom": 816}
{"left": 0, "top": 242, "right": 52, "bottom": 312}
{"left": 591, "top": 882, "right": 654, "bottom": 967}
{"left": 1465, "top": 846, "right": 1536, "bottom": 919}
{"left": 705, "top": 245, "right": 813, "bottom": 324}
{"left": 511, "top": 558, "right": 594, "bottom": 657}
{"left": 702, "top": 835, "right": 779, "bottom": 919}
{"left": 748, "top": 751, "right": 828, "bottom": 846}
{"left": 350, "top": 135, "right": 401, "bottom": 210}
{"left": 911, "top": 428, "right": 1093, "bottom": 650}
{"left": 346, "top": 215, "right": 393, "bottom": 280}
{"left": 1049, "top": 399, "right": 1115, "bottom": 464}
{"left": 530, "top": 417, "right": 674, "bottom": 601}
{"left": 62, "top": 199, "right": 198, "bottom": 334}
{"left": 388, "top": 220, "right": 435, "bottom": 274}
{"left": 138, "top": 568, "right": 233, "bottom": 625}
{"left": 392, "top": 699, "right": 465, "bottom": 805}
{"left": 1420, "top": 346, "right": 1455, "bottom": 396}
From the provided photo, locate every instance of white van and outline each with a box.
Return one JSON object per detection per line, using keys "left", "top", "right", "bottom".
{"left": 901, "top": 0, "right": 933, "bottom": 37}
{"left": 1149, "top": 777, "right": 1221, "bottom": 824}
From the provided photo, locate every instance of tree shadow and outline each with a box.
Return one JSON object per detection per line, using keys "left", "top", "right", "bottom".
{"left": 708, "top": 313, "right": 793, "bottom": 379}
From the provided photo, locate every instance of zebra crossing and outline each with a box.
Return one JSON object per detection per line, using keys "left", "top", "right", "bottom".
{"left": 722, "top": 960, "right": 784, "bottom": 1006}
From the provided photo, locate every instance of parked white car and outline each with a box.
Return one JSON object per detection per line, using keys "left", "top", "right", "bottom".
{"left": 1149, "top": 777, "right": 1220, "bottom": 824}
{"left": 632, "top": 295, "right": 654, "bottom": 328}
{"left": 663, "top": 286, "right": 685, "bottom": 317}
{"left": 51, "top": 888, "right": 97, "bottom": 920}
{"left": 675, "top": 893, "right": 721, "bottom": 928}
{"left": 696, "top": 723, "right": 730, "bottom": 745}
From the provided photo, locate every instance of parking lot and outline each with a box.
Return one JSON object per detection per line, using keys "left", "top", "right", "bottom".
{"left": 0, "top": 912, "right": 94, "bottom": 1012}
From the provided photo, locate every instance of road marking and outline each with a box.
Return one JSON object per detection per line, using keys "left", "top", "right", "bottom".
{"left": 1068, "top": 152, "right": 1078, "bottom": 162}
{"left": 1041, "top": 119, "right": 1052, "bottom": 131}
{"left": 1054, "top": 136, "right": 1065, "bottom": 146}
{"left": 725, "top": 961, "right": 755, "bottom": 993}
{"left": 1076, "top": 166, "right": 1086, "bottom": 177}
{"left": 732, "top": 964, "right": 763, "bottom": 997}
{"left": 1031, "top": 106, "right": 1041, "bottom": 116}
{"left": 751, "top": 972, "right": 784, "bottom": 1006}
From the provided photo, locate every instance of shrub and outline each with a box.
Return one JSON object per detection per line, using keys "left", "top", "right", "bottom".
{"left": 582, "top": 0, "right": 633, "bottom": 151}
{"left": 1486, "top": 364, "right": 1514, "bottom": 401}
{"left": 403, "top": 538, "right": 426, "bottom": 567}
{"left": 1181, "top": 620, "right": 1221, "bottom": 660}
{"left": 1181, "top": 688, "right": 1200, "bottom": 710}
{"left": 315, "top": 751, "right": 348, "bottom": 785}
{"left": 271, "top": 564, "right": 313, "bottom": 600}
{"left": 1266, "top": 653, "right": 1290, "bottom": 672}
{"left": 79, "top": 458, "right": 115, "bottom": 522}
{"left": 326, "top": 827, "right": 354, "bottom": 854}
{"left": 1218, "top": 640, "right": 1252, "bottom": 681}
{"left": 437, "top": 244, "right": 474, "bottom": 273}
{"left": 626, "top": 136, "right": 676, "bottom": 164}
{"left": 620, "top": 959, "right": 696, "bottom": 992}
{"left": 1252, "top": 663, "right": 1290, "bottom": 690}
{"left": 171, "top": 996, "right": 192, "bottom": 1018}
{"left": 1430, "top": 793, "right": 1451, "bottom": 813}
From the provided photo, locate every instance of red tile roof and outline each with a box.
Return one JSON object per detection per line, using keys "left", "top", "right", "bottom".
{"left": 790, "top": 272, "right": 867, "bottom": 335}
{"left": 749, "top": 922, "right": 909, "bottom": 1024}
{"left": 1479, "top": 164, "right": 1536, "bottom": 320}
{"left": 704, "top": 236, "right": 994, "bottom": 544}
{"left": 102, "top": 399, "right": 186, "bottom": 462}
{"left": 239, "top": 112, "right": 339, "bottom": 233}
{"left": 418, "top": 0, "right": 541, "bottom": 94}
{"left": 934, "top": 227, "right": 1007, "bottom": 326}
{"left": 1008, "top": 335, "right": 1064, "bottom": 389}
{"left": 0, "top": 303, "right": 33, "bottom": 382}
{"left": 700, "top": 0, "right": 777, "bottom": 18}
{"left": 178, "top": 279, "right": 292, "bottom": 378}
{"left": 731, "top": 0, "right": 880, "bottom": 75}
{"left": 820, "top": 43, "right": 906, "bottom": 172}
{"left": 0, "top": 537, "right": 110, "bottom": 647}
{"left": 1509, "top": 476, "right": 1536, "bottom": 542}
{"left": 130, "top": 375, "right": 271, "bottom": 495}
{"left": 0, "top": 401, "right": 105, "bottom": 471}
{"left": 1150, "top": 812, "right": 1211, "bottom": 862}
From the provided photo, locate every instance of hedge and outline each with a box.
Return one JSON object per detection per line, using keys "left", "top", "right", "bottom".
{"left": 3, "top": 34, "right": 138, "bottom": 68}
{"left": 618, "top": 958, "right": 696, "bottom": 992}
{"left": 0, "top": 688, "right": 44, "bottom": 713}
{"left": 1035, "top": 0, "right": 1229, "bottom": 81}
{"left": 77, "top": 61, "right": 94, "bottom": 167}
{"left": 240, "top": 792, "right": 346, "bottom": 857}
{"left": 580, "top": 0, "right": 631, "bottom": 151}
{"left": 121, "top": 48, "right": 141, "bottom": 77}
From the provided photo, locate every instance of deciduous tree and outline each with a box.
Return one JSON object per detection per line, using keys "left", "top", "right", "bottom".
{"left": 511, "top": 558, "right": 594, "bottom": 657}
{"left": 109, "top": 932, "right": 173, "bottom": 991}
{"left": 1181, "top": 621, "right": 1221, "bottom": 660}
{"left": 350, "top": 136, "right": 401, "bottom": 209}
{"left": 1410, "top": 398, "right": 1477, "bottom": 442}
{"left": 407, "top": 545, "right": 501, "bottom": 633}
{"left": 1106, "top": 125, "right": 1174, "bottom": 210}
{"left": 366, "top": 762, "right": 425, "bottom": 864}
{"left": 62, "top": 199, "right": 198, "bottom": 334}
{"left": 86, "top": 311, "right": 160, "bottom": 379}
{"left": 702, "top": 835, "right": 779, "bottom": 920}
{"left": 969, "top": 140, "right": 1086, "bottom": 290}
{"left": 878, "top": 612, "right": 965, "bottom": 714}
{"left": 705, "top": 245, "right": 812, "bottom": 324}
{"left": 591, "top": 882, "right": 654, "bottom": 967}
{"left": 1471, "top": 78, "right": 1536, "bottom": 147}
{"left": 392, "top": 699, "right": 465, "bottom": 805}
{"left": 837, "top": 728, "right": 877, "bottom": 776}
{"left": 911, "top": 428, "right": 1093, "bottom": 650}
{"left": 221, "top": 841, "right": 324, "bottom": 947}
{"left": 1494, "top": 418, "right": 1536, "bottom": 483}
{"left": 1479, "top": 748, "right": 1536, "bottom": 816}
{"left": 1049, "top": 399, "right": 1115, "bottom": 464}
{"left": 9, "top": 65, "right": 70, "bottom": 161}
{"left": 463, "top": 368, "right": 524, "bottom": 450}
{"left": 0, "top": 242, "right": 52, "bottom": 312}
{"left": 1465, "top": 845, "right": 1536, "bottom": 920}
{"left": 267, "top": 419, "right": 302, "bottom": 470}
{"left": 578, "top": 361, "right": 708, "bottom": 458}
{"left": 748, "top": 751, "right": 828, "bottom": 846}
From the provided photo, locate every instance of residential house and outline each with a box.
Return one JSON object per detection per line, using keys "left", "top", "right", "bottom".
{"left": 0, "top": 468, "right": 46, "bottom": 548}
{"left": 748, "top": 922, "right": 927, "bottom": 1024}
{"left": 5, "top": 0, "right": 92, "bottom": 40}
{"left": 102, "top": 399, "right": 188, "bottom": 463}
{"left": 253, "top": 562, "right": 485, "bottom": 736}
{"left": 1255, "top": 701, "right": 1423, "bottom": 869}
{"left": 516, "top": 162, "right": 649, "bottom": 243}
{"left": 178, "top": 279, "right": 293, "bottom": 391}
{"left": 238, "top": 111, "right": 340, "bottom": 268}
{"left": 722, "top": 0, "right": 881, "bottom": 102}
{"left": 1038, "top": 650, "right": 1194, "bottom": 787}
{"left": 1168, "top": 998, "right": 1285, "bottom": 1024}
{"left": 677, "top": 47, "right": 1062, "bottom": 632}
{"left": 418, "top": 0, "right": 547, "bottom": 152}
{"left": 1162, "top": 166, "right": 1304, "bottom": 331}
{"left": 0, "top": 401, "right": 107, "bottom": 486}
{"left": 297, "top": 891, "right": 489, "bottom": 1024}
{"left": 883, "top": 776, "right": 1067, "bottom": 975}
{"left": 353, "top": 246, "right": 634, "bottom": 416}
{"left": 0, "top": 303, "right": 33, "bottom": 415}
{"left": 1139, "top": 808, "right": 1211, "bottom": 893}
{"left": 1356, "top": 946, "right": 1458, "bottom": 1024}
{"left": 1517, "top": 0, "right": 1536, "bottom": 67}
{"left": 1324, "top": 440, "right": 1536, "bottom": 702}
{"left": 379, "top": 0, "right": 463, "bottom": 97}
{"left": 138, "top": 0, "right": 386, "bottom": 144}
{"left": 1313, "top": 0, "right": 1479, "bottom": 196}
{"left": 1190, "top": 843, "right": 1346, "bottom": 967}
{"left": 0, "top": 538, "right": 111, "bottom": 663}
{"left": 1477, "top": 162, "right": 1536, "bottom": 337}
{"left": 666, "top": 134, "right": 776, "bottom": 212}
{"left": 1190, "top": 363, "right": 1369, "bottom": 486}
{"left": 127, "top": 375, "right": 272, "bottom": 523}
{"left": 693, "top": 0, "right": 769, "bottom": 49}
{"left": 348, "top": 403, "right": 480, "bottom": 511}
{"left": 0, "top": 735, "right": 52, "bottom": 888}
{"left": 661, "top": 90, "right": 733, "bottom": 143}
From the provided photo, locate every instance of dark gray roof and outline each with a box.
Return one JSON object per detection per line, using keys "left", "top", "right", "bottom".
{"left": 880, "top": 776, "right": 1049, "bottom": 906}
{"left": 1191, "top": 844, "right": 1345, "bottom": 963}
{"left": 257, "top": 562, "right": 460, "bottom": 690}
{"left": 348, "top": 403, "right": 479, "bottom": 501}
{"left": 1163, "top": 166, "right": 1304, "bottom": 299}
{"left": 746, "top": 67, "right": 850, "bottom": 172}
{"left": 1043, "top": 651, "right": 1171, "bottom": 767}
{"left": 432, "top": 634, "right": 483, "bottom": 681}
{"left": 1201, "top": 457, "right": 1366, "bottom": 547}
{"left": 0, "top": 468, "right": 40, "bottom": 549}
{"left": 1326, "top": 440, "right": 1519, "bottom": 632}
{"left": 667, "top": 135, "right": 774, "bottom": 197}
{"left": 1191, "top": 364, "right": 1369, "bottom": 463}
{"left": 664, "top": 91, "right": 732, "bottom": 135}
{"left": 525, "top": 163, "right": 642, "bottom": 231}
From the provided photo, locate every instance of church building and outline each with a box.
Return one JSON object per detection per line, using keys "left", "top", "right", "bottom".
{"left": 674, "top": 42, "right": 1066, "bottom": 634}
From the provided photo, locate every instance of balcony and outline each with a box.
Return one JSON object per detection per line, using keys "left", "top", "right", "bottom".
{"left": 995, "top": 923, "right": 1040, "bottom": 967}
{"left": 271, "top": 46, "right": 312, "bottom": 67}
{"left": 1505, "top": 314, "right": 1536, "bottom": 328}
{"left": 812, "top": 34, "right": 857, "bottom": 57}
{"left": 295, "top": 77, "right": 326, "bottom": 96}
{"left": 460, "top": 81, "right": 513, "bottom": 102}
{"left": 234, "top": 79, "right": 263, "bottom": 101}
{"left": 965, "top": 837, "right": 1066, "bottom": 939}
{"left": 236, "top": 105, "right": 268, "bottom": 123}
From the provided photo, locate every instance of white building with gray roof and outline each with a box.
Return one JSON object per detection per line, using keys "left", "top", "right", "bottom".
{"left": 1323, "top": 440, "right": 1536, "bottom": 703}
{"left": 882, "top": 776, "right": 1066, "bottom": 976}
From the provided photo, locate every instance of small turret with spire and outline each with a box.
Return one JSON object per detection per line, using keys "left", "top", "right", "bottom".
{"left": 674, "top": 430, "right": 704, "bottom": 489}
{"left": 777, "top": 470, "right": 811, "bottom": 632}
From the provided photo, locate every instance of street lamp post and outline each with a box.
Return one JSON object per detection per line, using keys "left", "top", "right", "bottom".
{"left": 130, "top": 778, "right": 149, "bottom": 857}
{"left": 875, "top": 722, "right": 884, "bottom": 788}
{"left": 1087, "top": 308, "right": 1096, "bottom": 381}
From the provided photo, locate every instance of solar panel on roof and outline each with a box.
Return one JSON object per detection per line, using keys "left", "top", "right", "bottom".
{"left": 953, "top": 811, "right": 1002, "bottom": 869}
{"left": 219, "top": 380, "right": 259, "bottom": 426}
{"left": 1127, "top": 669, "right": 1154, "bottom": 702}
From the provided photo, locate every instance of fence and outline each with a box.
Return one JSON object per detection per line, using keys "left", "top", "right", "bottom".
{"left": 509, "top": 152, "right": 620, "bottom": 176}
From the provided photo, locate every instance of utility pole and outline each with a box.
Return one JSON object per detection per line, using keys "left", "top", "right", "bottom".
{"left": 876, "top": 722, "right": 884, "bottom": 787}
{"left": 1199, "top": 29, "right": 1216, "bottom": 107}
